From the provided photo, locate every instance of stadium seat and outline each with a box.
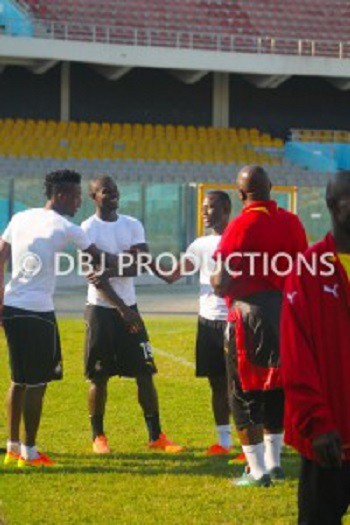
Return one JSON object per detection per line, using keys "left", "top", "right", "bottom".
{"left": 0, "top": 118, "right": 285, "bottom": 169}
{"left": 17, "top": 0, "right": 350, "bottom": 58}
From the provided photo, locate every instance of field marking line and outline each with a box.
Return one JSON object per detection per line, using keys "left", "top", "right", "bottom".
{"left": 152, "top": 347, "right": 195, "bottom": 369}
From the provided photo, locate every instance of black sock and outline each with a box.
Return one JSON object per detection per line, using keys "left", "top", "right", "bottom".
{"left": 90, "top": 414, "right": 104, "bottom": 440}
{"left": 144, "top": 413, "right": 162, "bottom": 442}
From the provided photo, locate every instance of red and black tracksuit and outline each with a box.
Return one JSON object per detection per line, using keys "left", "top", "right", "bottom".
{"left": 281, "top": 233, "right": 350, "bottom": 524}
{"left": 215, "top": 200, "right": 308, "bottom": 431}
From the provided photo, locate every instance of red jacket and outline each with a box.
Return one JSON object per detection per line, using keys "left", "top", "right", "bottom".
{"left": 214, "top": 200, "right": 308, "bottom": 392}
{"left": 215, "top": 200, "right": 308, "bottom": 313}
{"left": 281, "top": 233, "right": 350, "bottom": 461}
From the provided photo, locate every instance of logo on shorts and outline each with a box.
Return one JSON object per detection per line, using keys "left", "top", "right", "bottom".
{"left": 19, "top": 252, "right": 42, "bottom": 278}
{"left": 94, "top": 361, "right": 103, "bottom": 372}
{"left": 140, "top": 342, "right": 153, "bottom": 361}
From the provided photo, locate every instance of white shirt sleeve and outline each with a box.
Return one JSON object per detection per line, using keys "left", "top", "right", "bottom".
{"left": 80, "top": 220, "right": 94, "bottom": 245}
{"left": 185, "top": 238, "right": 202, "bottom": 267}
{"left": 1, "top": 220, "right": 13, "bottom": 245}
{"left": 131, "top": 219, "right": 146, "bottom": 246}
{"left": 66, "top": 223, "right": 91, "bottom": 250}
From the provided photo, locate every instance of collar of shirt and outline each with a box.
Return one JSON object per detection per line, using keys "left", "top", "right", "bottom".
{"left": 242, "top": 200, "right": 278, "bottom": 216}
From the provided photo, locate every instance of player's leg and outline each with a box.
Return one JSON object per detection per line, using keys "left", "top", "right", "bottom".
{"left": 207, "top": 376, "right": 232, "bottom": 451}
{"left": 84, "top": 305, "right": 117, "bottom": 454}
{"left": 117, "top": 307, "right": 184, "bottom": 452}
{"left": 225, "top": 321, "right": 270, "bottom": 486}
{"left": 3, "top": 307, "right": 25, "bottom": 463}
{"left": 3, "top": 307, "right": 62, "bottom": 468}
{"left": 196, "top": 317, "right": 232, "bottom": 454}
{"left": 8, "top": 309, "right": 62, "bottom": 467}
{"left": 233, "top": 394, "right": 269, "bottom": 486}
{"left": 5, "top": 382, "right": 25, "bottom": 464}
{"left": 298, "top": 457, "right": 349, "bottom": 524}
{"left": 88, "top": 376, "right": 111, "bottom": 453}
{"left": 263, "top": 389, "right": 285, "bottom": 480}
{"left": 17, "top": 380, "right": 55, "bottom": 467}
{"left": 22, "top": 383, "right": 47, "bottom": 451}
{"left": 136, "top": 374, "right": 161, "bottom": 442}
{"left": 135, "top": 374, "right": 185, "bottom": 453}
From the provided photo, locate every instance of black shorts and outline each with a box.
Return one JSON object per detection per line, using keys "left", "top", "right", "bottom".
{"left": 229, "top": 379, "right": 284, "bottom": 432}
{"left": 224, "top": 291, "right": 284, "bottom": 431}
{"left": 84, "top": 304, "right": 157, "bottom": 379}
{"left": 195, "top": 316, "right": 227, "bottom": 377}
{"left": 2, "top": 305, "right": 62, "bottom": 386}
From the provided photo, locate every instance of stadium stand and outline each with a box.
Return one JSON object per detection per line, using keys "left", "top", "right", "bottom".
{"left": 13, "top": 0, "right": 350, "bottom": 57}
{"left": 0, "top": 119, "right": 331, "bottom": 187}
{"left": 0, "top": 119, "right": 283, "bottom": 164}
{"left": 291, "top": 129, "right": 350, "bottom": 143}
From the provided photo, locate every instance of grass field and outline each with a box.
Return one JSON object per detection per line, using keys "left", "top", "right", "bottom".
{"left": 0, "top": 317, "right": 348, "bottom": 525}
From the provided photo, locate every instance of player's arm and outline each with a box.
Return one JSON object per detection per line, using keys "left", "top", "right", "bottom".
{"left": 83, "top": 243, "right": 136, "bottom": 275}
{"left": 151, "top": 258, "right": 195, "bottom": 284}
{"left": 102, "top": 242, "right": 149, "bottom": 278}
{"left": 0, "top": 238, "right": 11, "bottom": 326}
{"left": 210, "top": 220, "right": 241, "bottom": 297}
{"left": 210, "top": 258, "right": 231, "bottom": 297}
{"left": 87, "top": 271, "right": 143, "bottom": 334}
{"left": 151, "top": 240, "right": 199, "bottom": 283}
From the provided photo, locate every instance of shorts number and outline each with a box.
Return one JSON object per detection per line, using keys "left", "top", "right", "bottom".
{"left": 140, "top": 342, "right": 153, "bottom": 360}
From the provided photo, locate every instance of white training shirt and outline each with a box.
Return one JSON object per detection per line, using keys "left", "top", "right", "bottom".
{"left": 81, "top": 214, "right": 145, "bottom": 308}
{"left": 185, "top": 234, "right": 228, "bottom": 321}
{"left": 2, "top": 208, "right": 90, "bottom": 312}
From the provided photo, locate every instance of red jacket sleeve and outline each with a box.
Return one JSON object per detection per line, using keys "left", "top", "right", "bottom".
{"left": 281, "top": 271, "right": 337, "bottom": 441}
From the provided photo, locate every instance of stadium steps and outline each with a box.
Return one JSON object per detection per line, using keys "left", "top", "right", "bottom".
{"left": 0, "top": 155, "right": 329, "bottom": 187}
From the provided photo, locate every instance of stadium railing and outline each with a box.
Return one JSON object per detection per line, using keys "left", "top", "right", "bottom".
{"left": 2, "top": 17, "right": 350, "bottom": 59}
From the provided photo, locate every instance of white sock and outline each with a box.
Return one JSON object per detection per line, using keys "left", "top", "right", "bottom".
{"left": 264, "top": 433, "right": 284, "bottom": 470}
{"left": 217, "top": 425, "right": 232, "bottom": 449}
{"left": 7, "top": 440, "right": 20, "bottom": 454}
{"left": 21, "top": 444, "right": 39, "bottom": 460}
{"left": 242, "top": 442, "right": 267, "bottom": 480}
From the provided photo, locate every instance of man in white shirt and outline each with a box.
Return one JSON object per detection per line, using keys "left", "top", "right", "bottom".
{"left": 159, "top": 191, "right": 236, "bottom": 455}
{"left": 81, "top": 175, "right": 184, "bottom": 454}
{"left": 0, "top": 169, "right": 128, "bottom": 468}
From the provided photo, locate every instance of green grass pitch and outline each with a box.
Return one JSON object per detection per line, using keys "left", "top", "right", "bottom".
{"left": 0, "top": 317, "right": 348, "bottom": 524}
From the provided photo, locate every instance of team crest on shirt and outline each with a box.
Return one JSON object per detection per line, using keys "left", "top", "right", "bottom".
{"left": 18, "top": 252, "right": 42, "bottom": 279}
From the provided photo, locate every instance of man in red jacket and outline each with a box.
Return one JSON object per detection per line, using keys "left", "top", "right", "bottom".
{"left": 281, "top": 171, "right": 350, "bottom": 524}
{"left": 212, "top": 165, "right": 308, "bottom": 487}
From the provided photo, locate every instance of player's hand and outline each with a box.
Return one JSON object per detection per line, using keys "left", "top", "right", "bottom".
{"left": 87, "top": 270, "right": 109, "bottom": 289}
{"left": 118, "top": 307, "right": 143, "bottom": 334}
{"left": 312, "top": 431, "right": 342, "bottom": 467}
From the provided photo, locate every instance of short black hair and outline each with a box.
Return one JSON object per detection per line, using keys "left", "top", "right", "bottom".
{"left": 207, "top": 190, "right": 232, "bottom": 214}
{"left": 44, "top": 169, "right": 82, "bottom": 198}
{"left": 88, "top": 175, "right": 117, "bottom": 198}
